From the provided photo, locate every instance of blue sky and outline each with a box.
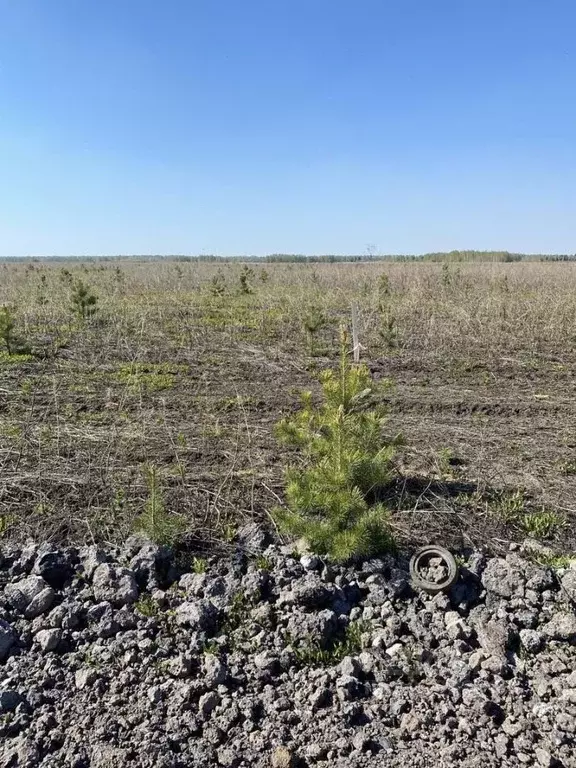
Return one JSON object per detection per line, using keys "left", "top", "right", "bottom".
{"left": 1, "top": 0, "right": 575, "bottom": 256}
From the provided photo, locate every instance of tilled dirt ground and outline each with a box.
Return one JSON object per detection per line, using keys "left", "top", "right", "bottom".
{"left": 1, "top": 260, "right": 575, "bottom": 555}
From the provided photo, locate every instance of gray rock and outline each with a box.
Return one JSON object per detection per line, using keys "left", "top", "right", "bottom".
{"left": 175, "top": 599, "right": 218, "bottom": 631}
{"left": 169, "top": 653, "right": 194, "bottom": 679}
{"left": 445, "top": 610, "right": 472, "bottom": 640}
{"left": 560, "top": 569, "right": 576, "bottom": 601}
{"left": 525, "top": 568, "right": 555, "bottom": 593}
{"left": 25, "top": 586, "right": 56, "bottom": 618}
{"left": 75, "top": 668, "right": 99, "bottom": 690}
{"left": 0, "top": 617, "right": 15, "bottom": 660}
{"left": 482, "top": 558, "right": 524, "bottom": 597}
{"left": 90, "top": 745, "right": 129, "bottom": 768}
{"left": 147, "top": 685, "right": 163, "bottom": 703}
{"left": 309, "top": 686, "right": 330, "bottom": 710}
{"left": 519, "top": 628, "right": 543, "bottom": 654}
{"left": 203, "top": 654, "right": 228, "bottom": 686}
{"left": 81, "top": 546, "right": 107, "bottom": 578}
{"left": 286, "top": 608, "right": 337, "bottom": 648}
{"left": 351, "top": 732, "right": 370, "bottom": 752}
{"left": 292, "top": 577, "right": 331, "bottom": 609}
{"left": 535, "top": 748, "right": 553, "bottom": 767}
{"left": 4, "top": 574, "right": 48, "bottom": 611}
{"left": 501, "top": 717, "right": 524, "bottom": 737}
{"left": 180, "top": 572, "right": 207, "bottom": 596}
{"left": 33, "top": 549, "right": 73, "bottom": 588}
{"left": 236, "top": 523, "right": 268, "bottom": 554}
{"left": 542, "top": 612, "right": 576, "bottom": 641}
{"left": 129, "top": 544, "right": 163, "bottom": 589}
{"left": 338, "top": 655, "right": 361, "bottom": 678}
{"left": 388, "top": 568, "right": 411, "bottom": 598}
{"left": 252, "top": 651, "right": 279, "bottom": 675}
{"left": 216, "top": 747, "right": 241, "bottom": 767}
{"left": 494, "top": 733, "right": 510, "bottom": 758}
{"left": 476, "top": 619, "right": 515, "bottom": 655}
{"left": 34, "top": 627, "right": 61, "bottom": 652}
{"left": 0, "top": 689, "right": 26, "bottom": 713}
{"left": 199, "top": 691, "right": 221, "bottom": 717}
{"left": 300, "top": 554, "right": 320, "bottom": 571}
{"left": 400, "top": 712, "right": 421, "bottom": 734}
{"left": 271, "top": 746, "right": 297, "bottom": 768}
{"left": 92, "top": 563, "right": 138, "bottom": 606}
{"left": 335, "top": 674, "right": 363, "bottom": 701}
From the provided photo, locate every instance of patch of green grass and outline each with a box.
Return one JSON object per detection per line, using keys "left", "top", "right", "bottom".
{"left": 215, "top": 395, "right": 256, "bottom": 412}
{"left": 0, "top": 422, "right": 22, "bottom": 439}
{"left": 559, "top": 459, "right": 576, "bottom": 476}
{"left": 202, "top": 640, "right": 220, "bottom": 656}
{"left": 216, "top": 589, "right": 258, "bottom": 652}
{"left": 0, "top": 350, "right": 34, "bottom": 364}
{"left": 490, "top": 489, "right": 526, "bottom": 523}
{"left": 135, "top": 594, "right": 159, "bottom": 617}
{"left": 0, "top": 514, "right": 14, "bottom": 538}
{"left": 117, "top": 362, "right": 188, "bottom": 392}
{"left": 521, "top": 510, "right": 566, "bottom": 540}
{"left": 437, "top": 447, "right": 456, "bottom": 479}
{"left": 192, "top": 556, "right": 207, "bottom": 574}
{"left": 530, "top": 552, "right": 573, "bottom": 569}
{"left": 255, "top": 555, "right": 273, "bottom": 571}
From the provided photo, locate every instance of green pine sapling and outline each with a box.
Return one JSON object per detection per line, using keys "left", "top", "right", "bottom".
{"left": 0, "top": 307, "right": 16, "bottom": 355}
{"left": 274, "top": 327, "right": 396, "bottom": 562}
{"left": 70, "top": 280, "right": 98, "bottom": 321}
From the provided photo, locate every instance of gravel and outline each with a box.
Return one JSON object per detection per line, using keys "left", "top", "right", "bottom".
{"left": 1, "top": 536, "right": 575, "bottom": 767}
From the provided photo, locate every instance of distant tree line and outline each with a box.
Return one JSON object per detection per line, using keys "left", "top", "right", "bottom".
{"left": 1, "top": 251, "right": 575, "bottom": 264}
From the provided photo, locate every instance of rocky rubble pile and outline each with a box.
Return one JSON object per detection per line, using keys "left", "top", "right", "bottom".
{"left": 1, "top": 531, "right": 576, "bottom": 767}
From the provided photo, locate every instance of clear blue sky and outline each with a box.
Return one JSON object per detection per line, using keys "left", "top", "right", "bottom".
{"left": 1, "top": 0, "right": 575, "bottom": 256}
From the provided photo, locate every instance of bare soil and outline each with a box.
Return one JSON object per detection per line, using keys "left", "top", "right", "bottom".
{"left": 1, "top": 260, "right": 575, "bottom": 556}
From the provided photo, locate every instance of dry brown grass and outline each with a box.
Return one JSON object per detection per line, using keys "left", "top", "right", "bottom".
{"left": 1, "top": 259, "right": 575, "bottom": 553}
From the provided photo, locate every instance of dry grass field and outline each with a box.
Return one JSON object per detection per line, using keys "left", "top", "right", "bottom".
{"left": 1, "top": 258, "right": 575, "bottom": 555}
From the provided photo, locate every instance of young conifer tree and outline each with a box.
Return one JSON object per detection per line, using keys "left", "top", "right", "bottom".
{"left": 274, "top": 327, "right": 395, "bottom": 562}
{"left": 0, "top": 307, "right": 16, "bottom": 355}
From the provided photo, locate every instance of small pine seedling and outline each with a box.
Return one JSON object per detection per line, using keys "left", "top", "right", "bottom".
{"left": 0, "top": 307, "right": 16, "bottom": 355}
{"left": 134, "top": 464, "right": 186, "bottom": 546}
{"left": 70, "top": 280, "right": 98, "bottom": 321}
{"left": 239, "top": 265, "right": 255, "bottom": 295}
{"left": 302, "top": 307, "right": 326, "bottom": 356}
{"left": 209, "top": 270, "right": 226, "bottom": 297}
{"left": 273, "top": 327, "right": 396, "bottom": 562}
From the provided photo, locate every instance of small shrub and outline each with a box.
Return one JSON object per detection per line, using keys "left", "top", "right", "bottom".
{"left": 70, "top": 280, "right": 98, "bottom": 321}
{"left": 134, "top": 464, "right": 186, "bottom": 546}
{"left": 60, "top": 268, "right": 73, "bottom": 285}
{"left": 273, "top": 328, "right": 395, "bottom": 562}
